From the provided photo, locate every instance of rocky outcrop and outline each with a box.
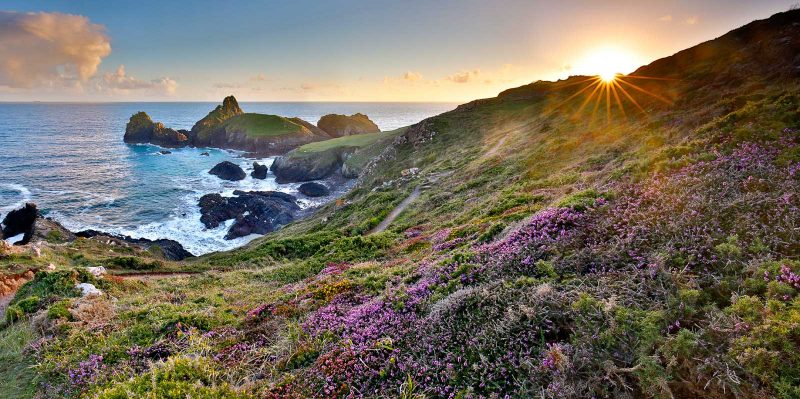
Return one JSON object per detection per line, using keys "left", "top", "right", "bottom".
{"left": 198, "top": 191, "right": 299, "bottom": 239}
{"left": 298, "top": 182, "right": 330, "bottom": 197}
{"left": 317, "top": 113, "right": 380, "bottom": 137}
{"left": 123, "top": 96, "right": 383, "bottom": 155}
{"left": 187, "top": 96, "right": 326, "bottom": 155}
{"left": 270, "top": 146, "right": 358, "bottom": 183}
{"left": 288, "top": 117, "right": 331, "bottom": 138}
{"left": 1, "top": 203, "right": 38, "bottom": 244}
{"left": 190, "top": 95, "right": 244, "bottom": 135}
{"left": 209, "top": 161, "right": 246, "bottom": 181}
{"left": 124, "top": 112, "right": 190, "bottom": 148}
{"left": 32, "top": 217, "right": 76, "bottom": 243}
{"left": 251, "top": 162, "right": 268, "bottom": 179}
{"left": 75, "top": 230, "right": 193, "bottom": 260}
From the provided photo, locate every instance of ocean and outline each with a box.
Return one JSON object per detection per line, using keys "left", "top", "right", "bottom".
{"left": 0, "top": 102, "right": 456, "bottom": 255}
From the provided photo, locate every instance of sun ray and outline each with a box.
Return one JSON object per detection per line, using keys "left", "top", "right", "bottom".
{"left": 574, "top": 79, "right": 604, "bottom": 117}
{"left": 590, "top": 82, "right": 605, "bottom": 126}
{"left": 613, "top": 80, "right": 647, "bottom": 115}
{"left": 544, "top": 78, "right": 602, "bottom": 115}
{"left": 609, "top": 81, "right": 627, "bottom": 118}
{"left": 616, "top": 78, "right": 673, "bottom": 105}
{"left": 605, "top": 81, "right": 612, "bottom": 124}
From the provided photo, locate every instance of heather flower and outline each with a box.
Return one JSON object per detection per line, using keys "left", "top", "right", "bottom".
{"left": 68, "top": 354, "right": 104, "bottom": 388}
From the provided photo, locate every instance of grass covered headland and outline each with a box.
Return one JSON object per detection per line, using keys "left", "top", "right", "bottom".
{"left": 3, "top": 9, "right": 800, "bottom": 399}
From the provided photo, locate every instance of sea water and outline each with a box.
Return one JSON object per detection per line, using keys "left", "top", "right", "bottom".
{"left": 0, "top": 102, "right": 455, "bottom": 254}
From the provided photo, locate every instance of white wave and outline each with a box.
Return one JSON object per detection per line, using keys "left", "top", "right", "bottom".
{"left": 29, "top": 153, "right": 345, "bottom": 256}
{"left": 4, "top": 233, "right": 25, "bottom": 245}
{"left": 0, "top": 183, "right": 32, "bottom": 219}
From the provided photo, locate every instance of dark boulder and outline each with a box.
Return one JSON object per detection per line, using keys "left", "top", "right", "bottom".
{"left": 198, "top": 190, "right": 300, "bottom": 239}
{"left": 200, "top": 152, "right": 210, "bottom": 156}
{"left": 298, "top": 182, "right": 330, "bottom": 197}
{"left": 160, "top": 150, "right": 172, "bottom": 155}
{"left": 76, "top": 230, "right": 193, "bottom": 260}
{"left": 251, "top": 162, "right": 268, "bottom": 179}
{"left": 209, "top": 161, "right": 246, "bottom": 181}
{"left": 1, "top": 203, "right": 38, "bottom": 244}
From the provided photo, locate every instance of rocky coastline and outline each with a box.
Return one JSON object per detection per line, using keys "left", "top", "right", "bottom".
{"left": 1, "top": 203, "right": 193, "bottom": 260}
{"left": 123, "top": 95, "right": 381, "bottom": 157}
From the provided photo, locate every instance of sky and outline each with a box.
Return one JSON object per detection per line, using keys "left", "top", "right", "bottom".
{"left": 0, "top": 0, "right": 797, "bottom": 102}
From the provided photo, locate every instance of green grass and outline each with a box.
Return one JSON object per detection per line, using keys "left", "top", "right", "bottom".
{"left": 221, "top": 113, "right": 306, "bottom": 138}
{"left": 0, "top": 323, "right": 39, "bottom": 399}
{"left": 292, "top": 128, "right": 405, "bottom": 156}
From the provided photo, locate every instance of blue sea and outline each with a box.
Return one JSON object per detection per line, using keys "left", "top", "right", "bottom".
{"left": 0, "top": 102, "right": 455, "bottom": 254}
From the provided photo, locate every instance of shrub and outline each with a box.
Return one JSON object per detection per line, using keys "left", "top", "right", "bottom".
{"left": 556, "top": 188, "right": 610, "bottom": 211}
{"left": 47, "top": 299, "right": 72, "bottom": 321}
{"left": 5, "top": 305, "right": 23, "bottom": 324}
{"left": 90, "top": 356, "right": 247, "bottom": 398}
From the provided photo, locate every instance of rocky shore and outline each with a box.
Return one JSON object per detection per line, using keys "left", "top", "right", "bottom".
{"left": 1, "top": 203, "right": 193, "bottom": 261}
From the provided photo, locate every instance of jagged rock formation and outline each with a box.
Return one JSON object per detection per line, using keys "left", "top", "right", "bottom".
{"left": 1, "top": 203, "right": 38, "bottom": 244}
{"left": 123, "top": 112, "right": 190, "bottom": 148}
{"left": 190, "top": 95, "right": 244, "bottom": 134}
{"left": 198, "top": 190, "right": 300, "bottom": 239}
{"left": 317, "top": 113, "right": 380, "bottom": 137}
{"left": 75, "top": 230, "right": 193, "bottom": 260}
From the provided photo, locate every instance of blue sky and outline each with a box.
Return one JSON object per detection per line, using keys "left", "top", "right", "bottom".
{"left": 0, "top": 0, "right": 797, "bottom": 101}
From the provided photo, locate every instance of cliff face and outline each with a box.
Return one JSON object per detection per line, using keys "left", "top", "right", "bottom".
{"left": 317, "top": 113, "right": 380, "bottom": 137}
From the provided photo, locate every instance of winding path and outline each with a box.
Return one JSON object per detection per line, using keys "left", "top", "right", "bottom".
{"left": 485, "top": 136, "right": 507, "bottom": 158}
{"left": 369, "top": 186, "right": 421, "bottom": 234}
{"left": 0, "top": 294, "right": 12, "bottom": 320}
{"left": 113, "top": 271, "right": 201, "bottom": 281}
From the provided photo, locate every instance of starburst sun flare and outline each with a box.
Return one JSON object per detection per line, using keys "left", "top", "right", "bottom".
{"left": 577, "top": 46, "right": 641, "bottom": 82}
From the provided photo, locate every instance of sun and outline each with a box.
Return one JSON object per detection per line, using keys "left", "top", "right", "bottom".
{"left": 599, "top": 72, "right": 617, "bottom": 83}
{"left": 575, "top": 46, "right": 640, "bottom": 82}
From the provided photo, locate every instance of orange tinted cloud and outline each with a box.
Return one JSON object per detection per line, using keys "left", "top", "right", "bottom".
{"left": 0, "top": 11, "right": 111, "bottom": 88}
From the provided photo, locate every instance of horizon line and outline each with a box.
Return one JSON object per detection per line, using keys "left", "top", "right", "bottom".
{"left": 0, "top": 100, "right": 464, "bottom": 104}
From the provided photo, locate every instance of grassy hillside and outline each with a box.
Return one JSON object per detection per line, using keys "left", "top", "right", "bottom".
{"left": 222, "top": 113, "right": 308, "bottom": 138}
{"left": 3, "top": 9, "right": 800, "bottom": 399}
{"left": 291, "top": 128, "right": 405, "bottom": 157}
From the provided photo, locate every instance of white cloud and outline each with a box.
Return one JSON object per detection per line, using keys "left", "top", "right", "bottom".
{"left": 659, "top": 15, "right": 672, "bottom": 22}
{"left": 685, "top": 16, "right": 699, "bottom": 25}
{"left": 403, "top": 71, "right": 422, "bottom": 81}
{"left": 102, "top": 65, "right": 177, "bottom": 95}
{"left": 212, "top": 82, "right": 242, "bottom": 89}
{"left": 447, "top": 69, "right": 481, "bottom": 83}
{"left": 0, "top": 11, "right": 111, "bottom": 88}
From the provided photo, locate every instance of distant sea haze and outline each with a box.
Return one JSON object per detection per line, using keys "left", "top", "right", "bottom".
{"left": 0, "top": 102, "right": 456, "bottom": 254}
